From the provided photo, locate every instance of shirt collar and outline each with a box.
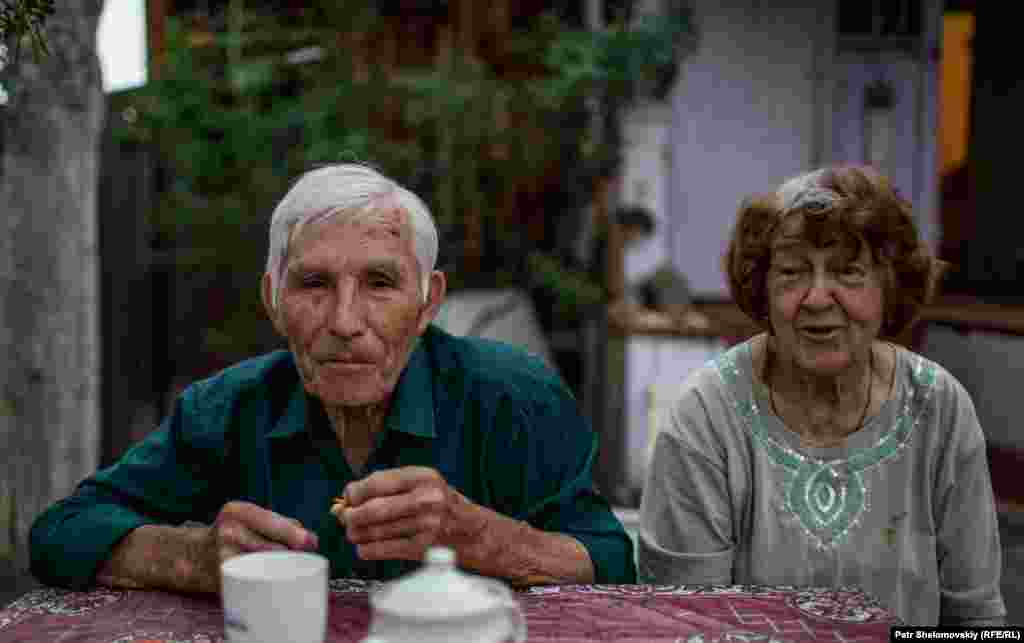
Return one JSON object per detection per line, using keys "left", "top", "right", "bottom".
{"left": 385, "top": 340, "right": 436, "bottom": 439}
{"left": 267, "top": 340, "right": 436, "bottom": 441}
{"left": 267, "top": 381, "right": 310, "bottom": 440}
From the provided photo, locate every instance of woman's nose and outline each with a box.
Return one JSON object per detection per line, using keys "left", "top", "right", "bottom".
{"left": 801, "top": 272, "right": 836, "bottom": 309}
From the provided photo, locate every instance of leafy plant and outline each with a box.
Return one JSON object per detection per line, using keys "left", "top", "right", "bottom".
{"left": 0, "top": 0, "right": 55, "bottom": 64}
{"left": 0, "top": 0, "right": 56, "bottom": 105}
{"left": 113, "top": 1, "right": 691, "bottom": 361}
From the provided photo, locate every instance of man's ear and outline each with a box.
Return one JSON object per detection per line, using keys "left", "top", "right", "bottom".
{"left": 416, "top": 270, "right": 447, "bottom": 335}
{"left": 261, "top": 273, "right": 285, "bottom": 336}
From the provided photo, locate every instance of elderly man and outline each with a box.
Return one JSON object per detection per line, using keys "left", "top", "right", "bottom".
{"left": 30, "top": 164, "right": 635, "bottom": 593}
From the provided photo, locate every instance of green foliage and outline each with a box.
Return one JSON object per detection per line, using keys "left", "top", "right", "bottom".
{"left": 112, "top": 3, "right": 690, "bottom": 359}
{"left": 538, "top": 11, "right": 687, "bottom": 102}
{"left": 0, "top": 0, "right": 55, "bottom": 64}
{"left": 0, "top": 485, "right": 14, "bottom": 561}
{"left": 527, "top": 251, "right": 604, "bottom": 319}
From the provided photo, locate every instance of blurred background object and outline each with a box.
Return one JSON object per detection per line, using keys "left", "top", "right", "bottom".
{"left": 433, "top": 289, "right": 555, "bottom": 369}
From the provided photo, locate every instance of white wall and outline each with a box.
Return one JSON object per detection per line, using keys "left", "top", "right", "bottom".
{"left": 623, "top": 336, "right": 724, "bottom": 494}
{"left": 828, "top": 0, "right": 944, "bottom": 253}
{"left": 621, "top": 101, "right": 673, "bottom": 285}
{"left": 920, "top": 326, "right": 1024, "bottom": 450}
{"left": 666, "top": 0, "right": 942, "bottom": 295}
{"left": 667, "top": 0, "right": 832, "bottom": 297}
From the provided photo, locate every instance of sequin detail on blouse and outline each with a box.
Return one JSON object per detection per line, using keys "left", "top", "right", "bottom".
{"left": 714, "top": 344, "right": 937, "bottom": 550}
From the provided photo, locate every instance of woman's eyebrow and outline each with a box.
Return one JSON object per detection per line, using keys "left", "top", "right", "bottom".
{"left": 771, "top": 239, "right": 808, "bottom": 253}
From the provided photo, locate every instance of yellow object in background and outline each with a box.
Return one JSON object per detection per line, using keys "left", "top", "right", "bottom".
{"left": 940, "top": 12, "right": 975, "bottom": 176}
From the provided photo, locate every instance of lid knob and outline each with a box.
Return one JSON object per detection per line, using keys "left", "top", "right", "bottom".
{"left": 425, "top": 546, "right": 456, "bottom": 567}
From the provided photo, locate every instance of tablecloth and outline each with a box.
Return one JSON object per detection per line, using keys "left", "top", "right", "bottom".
{"left": 0, "top": 580, "right": 899, "bottom": 642}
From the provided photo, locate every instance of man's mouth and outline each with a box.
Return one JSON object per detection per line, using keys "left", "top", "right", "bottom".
{"left": 318, "top": 357, "right": 375, "bottom": 370}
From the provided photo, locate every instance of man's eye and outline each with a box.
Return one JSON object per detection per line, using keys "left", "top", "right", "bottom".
{"left": 367, "top": 274, "right": 396, "bottom": 289}
{"left": 300, "top": 275, "right": 327, "bottom": 288}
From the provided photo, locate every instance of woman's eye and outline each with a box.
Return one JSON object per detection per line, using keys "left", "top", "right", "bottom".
{"left": 775, "top": 266, "right": 804, "bottom": 277}
{"left": 839, "top": 265, "right": 865, "bottom": 278}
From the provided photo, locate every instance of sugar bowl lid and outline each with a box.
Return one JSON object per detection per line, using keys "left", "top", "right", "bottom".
{"left": 370, "top": 546, "right": 510, "bottom": 620}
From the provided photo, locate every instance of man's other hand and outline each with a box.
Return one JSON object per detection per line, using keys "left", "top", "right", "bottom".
{"left": 339, "top": 466, "right": 486, "bottom": 563}
{"left": 96, "top": 501, "right": 318, "bottom": 595}
{"left": 205, "top": 501, "right": 319, "bottom": 563}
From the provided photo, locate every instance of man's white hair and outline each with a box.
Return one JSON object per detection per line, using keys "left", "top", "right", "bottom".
{"left": 265, "top": 163, "right": 439, "bottom": 309}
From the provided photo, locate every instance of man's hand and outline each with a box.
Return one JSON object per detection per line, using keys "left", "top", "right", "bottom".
{"left": 204, "top": 500, "right": 319, "bottom": 564}
{"left": 338, "top": 466, "right": 594, "bottom": 586}
{"left": 96, "top": 501, "right": 318, "bottom": 595}
{"left": 339, "top": 466, "right": 479, "bottom": 561}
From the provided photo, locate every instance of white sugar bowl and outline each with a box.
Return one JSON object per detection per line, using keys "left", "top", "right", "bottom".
{"left": 367, "top": 546, "right": 526, "bottom": 643}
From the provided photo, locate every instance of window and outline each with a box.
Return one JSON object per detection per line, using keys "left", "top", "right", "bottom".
{"left": 838, "top": 0, "right": 922, "bottom": 51}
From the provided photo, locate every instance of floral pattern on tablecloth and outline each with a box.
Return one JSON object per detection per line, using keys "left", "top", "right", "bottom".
{"left": 329, "top": 578, "right": 380, "bottom": 594}
{"left": 788, "top": 589, "right": 891, "bottom": 623}
{"left": 0, "top": 588, "right": 226, "bottom": 642}
{"left": 516, "top": 584, "right": 897, "bottom": 641}
{"left": 1, "top": 583, "right": 899, "bottom": 642}
{"left": 106, "top": 631, "right": 218, "bottom": 643}
{"left": 0, "top": 587, "right": 125, "bottom": 630}
{"left": 523, "top": 582, "right": 890, "bottom": 620}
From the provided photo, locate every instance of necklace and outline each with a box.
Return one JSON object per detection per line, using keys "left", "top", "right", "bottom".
{"left": 768, "top": 346, "right": 874, "bottom": 438}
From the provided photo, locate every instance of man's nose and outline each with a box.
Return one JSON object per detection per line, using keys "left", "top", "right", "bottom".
{"left": 329, "top": 284, "right": 366, "bottom": 338}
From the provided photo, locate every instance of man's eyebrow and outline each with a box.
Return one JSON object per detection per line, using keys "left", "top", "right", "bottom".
{"left": 363, "top": 259, "right": 404, "bottom": 277}
{"left": 285, "top": 259, "right": 323, "bottom": 276}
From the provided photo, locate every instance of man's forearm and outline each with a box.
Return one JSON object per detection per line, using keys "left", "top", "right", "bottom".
{"left": 96, "top": 524, "right": 217, "bottom": 594}
{"left": 452, "top": 498, "right": 594, "bottom": 587}
{"left": 490, "top": 519, "right": 595, "bottom": 587}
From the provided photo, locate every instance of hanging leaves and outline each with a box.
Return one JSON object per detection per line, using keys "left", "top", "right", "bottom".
{"left": 0, "top": 0, "right": 56, "bottom": 64}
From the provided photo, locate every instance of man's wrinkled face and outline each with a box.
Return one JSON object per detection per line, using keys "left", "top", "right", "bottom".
{"left": 264, "top": 205, "right": 442, "bottom": 408}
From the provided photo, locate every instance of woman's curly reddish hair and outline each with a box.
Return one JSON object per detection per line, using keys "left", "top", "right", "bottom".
{"left": 723, "top": 164, "right": 944, "bottom": 338}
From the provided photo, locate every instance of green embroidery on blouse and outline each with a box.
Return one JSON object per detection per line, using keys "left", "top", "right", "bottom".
{"left": 715, "top": 344, "right": 936, "bottom": 550}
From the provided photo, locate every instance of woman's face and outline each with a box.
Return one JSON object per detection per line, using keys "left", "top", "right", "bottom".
{"left": 766, "top": 219, "right": 885, "bottom": 377}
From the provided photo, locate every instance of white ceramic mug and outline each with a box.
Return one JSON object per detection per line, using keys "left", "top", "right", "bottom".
{"left": 220, "top": 551, "right": 328, "bottom": 643}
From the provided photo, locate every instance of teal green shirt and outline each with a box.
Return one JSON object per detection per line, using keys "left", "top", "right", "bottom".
{"left": 30, "top": 325, "right": 635, "bottom": 588}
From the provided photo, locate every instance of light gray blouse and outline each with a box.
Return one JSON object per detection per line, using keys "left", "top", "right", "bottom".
{"left": 638, "top": 339, "right": 1006, "bottom": 626}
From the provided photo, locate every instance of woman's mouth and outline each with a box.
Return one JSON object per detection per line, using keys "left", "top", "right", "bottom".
{"left": 799, "top": 326, "right": 842, "bottom": 341}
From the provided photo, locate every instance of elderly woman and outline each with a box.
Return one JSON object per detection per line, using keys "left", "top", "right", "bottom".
{"left": 638, "top": 165, "right": 1005, "bottom": 625}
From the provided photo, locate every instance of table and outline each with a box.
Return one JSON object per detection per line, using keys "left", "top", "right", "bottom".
{"left": 0, "top": 580, "right": 899, "bottom": 642}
